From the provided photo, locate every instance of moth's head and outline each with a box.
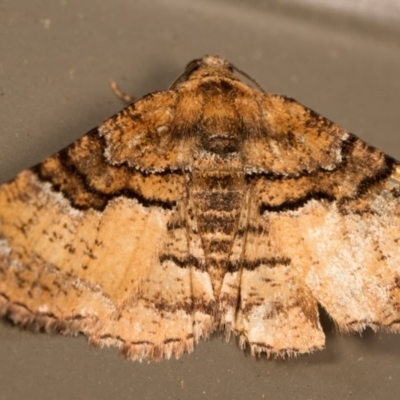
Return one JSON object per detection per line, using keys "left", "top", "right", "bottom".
{"left": 186, "top": 55, "right": 233, "bottom": 71}
{"left": 169, "top": 55, "right": 265, "bottom": 93}
{"left": 169, "top": 55, "right": 236, "bottom": 89}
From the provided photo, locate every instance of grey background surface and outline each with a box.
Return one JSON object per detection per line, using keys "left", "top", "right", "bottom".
{"left": 1, "top": 1, "right": 400, "bottom": 399}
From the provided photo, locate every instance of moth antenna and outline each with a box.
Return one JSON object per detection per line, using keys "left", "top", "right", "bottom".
{"left": 168, "top": 59, "right": 200, "bottom": 90}
{"left": 230, "top": 63, "right": 266, "bottom": 93}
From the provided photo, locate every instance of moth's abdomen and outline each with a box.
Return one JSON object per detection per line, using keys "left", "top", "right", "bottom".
{"left": 191, "top": 169, "right": 245, "bottom": 294}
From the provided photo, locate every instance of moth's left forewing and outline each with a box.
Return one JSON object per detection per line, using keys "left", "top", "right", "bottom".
{"left": 0, "top": 89, "right": 212, "bottom": 360}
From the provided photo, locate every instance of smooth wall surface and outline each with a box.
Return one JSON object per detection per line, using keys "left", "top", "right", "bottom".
{"left": 1, "top": 1, "right": 400, "bottom": 399}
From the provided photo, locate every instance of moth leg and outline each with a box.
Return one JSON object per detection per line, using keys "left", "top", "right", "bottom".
{"left": 110, "top": 81, "right": 136, "bottom": 103}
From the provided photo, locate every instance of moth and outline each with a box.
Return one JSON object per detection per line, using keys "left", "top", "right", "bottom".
{"left": 1, "top": 55, "right": 400, "bottom": 362}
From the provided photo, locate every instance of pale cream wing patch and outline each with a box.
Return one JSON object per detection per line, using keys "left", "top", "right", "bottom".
{"left": 260, "top": 188, "right": 400, "bottom": 336}
{"left": 298, "top": 173, "right": 400, "bottom": 333}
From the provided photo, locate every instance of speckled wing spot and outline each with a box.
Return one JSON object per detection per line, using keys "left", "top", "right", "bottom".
{"left": 1, "top": 54, "right": 400, "bottom": 361}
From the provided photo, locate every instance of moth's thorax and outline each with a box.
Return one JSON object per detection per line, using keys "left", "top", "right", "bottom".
{"left": 199, "top": 133, "right": 241, "bottom": 155}
{"left": 175, "top": 74, "right": 261, "bottom": 162}
{"left": 196, "top": 102, "right": 243, "bottom": 157}
{"left": 188, "top": 81, "right": 251, "bottom": 158}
